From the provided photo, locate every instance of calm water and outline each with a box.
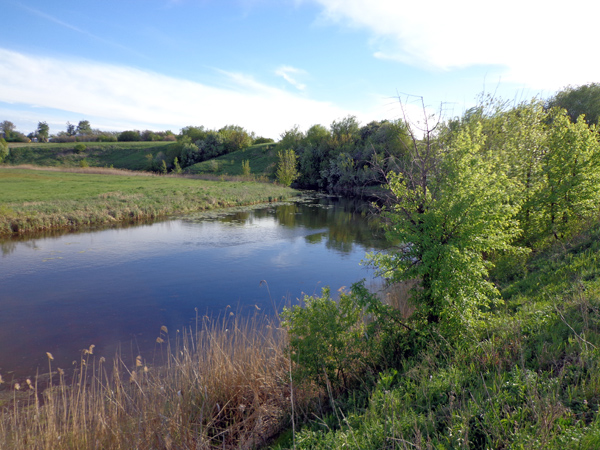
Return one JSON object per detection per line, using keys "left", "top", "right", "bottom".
{"left": 0, "top": 194, "right": 387, "bottom": 378}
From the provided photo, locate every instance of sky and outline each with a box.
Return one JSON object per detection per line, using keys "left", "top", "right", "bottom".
{"left": 1, "top": 0, "right": 599, "bottom": 139}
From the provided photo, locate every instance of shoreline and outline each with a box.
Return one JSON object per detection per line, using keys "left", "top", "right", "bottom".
{"left": 0, "top": 166, "right": 298, "bottom": 237}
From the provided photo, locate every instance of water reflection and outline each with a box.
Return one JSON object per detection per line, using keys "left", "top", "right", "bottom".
{"left": 0, "top": 194, "right": 387, "bottom": 379}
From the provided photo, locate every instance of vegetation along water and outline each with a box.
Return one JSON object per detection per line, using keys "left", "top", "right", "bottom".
{"left": 2, "top": 84, "right": 600, "bottom": 448}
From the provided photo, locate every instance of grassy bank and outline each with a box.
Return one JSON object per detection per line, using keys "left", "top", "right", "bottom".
{"left": 269, "top": 222, "right": 600, "bottom": 450}
{"left": 0, "top": 166, "right": 298, "bottom": 236}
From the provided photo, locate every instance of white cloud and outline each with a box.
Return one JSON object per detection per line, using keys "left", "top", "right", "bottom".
{"left": 0, "top": 48, "right": 358, "bottom": 138}
{"left": 275, "top": 65, "right": 308, "bottom": 91}
{"left": 309, "top": 0, "right": 600, "bottom": 90}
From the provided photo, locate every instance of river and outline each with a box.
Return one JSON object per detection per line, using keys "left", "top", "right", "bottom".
{"left": 0, "top": 194, "right": 388, "bottom": 379}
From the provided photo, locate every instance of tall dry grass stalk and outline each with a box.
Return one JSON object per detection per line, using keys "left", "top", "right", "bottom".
{"left": 0, "top": 313, "right": 303, "bottom": 450}
{"left": 380, "top": 279, "right": 418, "bottom": 319}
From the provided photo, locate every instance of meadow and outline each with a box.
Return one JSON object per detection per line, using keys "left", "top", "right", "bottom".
{"left": 0, "top": 166, "right": 297, "bottom": 236}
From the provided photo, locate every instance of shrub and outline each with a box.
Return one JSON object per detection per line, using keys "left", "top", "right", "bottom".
{"left": 281, "top": 286, "right": 370, "bottom": 391}
{"left": 74, "top": 143, "right": 86, "bottom": 154}
{"left": 0, "top": 138, "right": 8, "bottom": 163}
{"left": 241, "top": 159, "right": 251, "bottom": 176}
{"left": 276, "top": 149, "right": 298, "bottom": 186}
{"left": 118, "top": 130, "right": 141, "bottom": 142}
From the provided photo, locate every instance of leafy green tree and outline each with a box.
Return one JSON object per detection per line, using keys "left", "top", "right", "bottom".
{"left": 546, "top": 83, "right": 600, "bottom": 126}
{"left": 276, "top": 149, "right": 298, "bottom": 186}
{"left": 540, "top": 109, "right": 600, "bottom": 240}
{"left": 172, "top": 157, "right": 182, "bottom": 174}
{"left": 118, "top": 130, "right": 141, "bottom": 141}
{"left": 241, "top": 159, "right": 251, "bottom": 176}
{"left": 37, "top": 121, "right": 49, "bottom": 142}
{"left": 179, "top": 125, "right": 208, "bottom": 143}
{"left": 369, "top": 119, "right": 521, "bottom": 333}
{"left": 76, "top": 120, "right": 92, "bottom": 136}
{"left": 0, "top": 120, "right": 15, "bottom": 140}
{"left": 66, "top": 122, "right": 76, "bottom": 136}
{"left": 218, "top": 124, "right": 252, "bottom": 153}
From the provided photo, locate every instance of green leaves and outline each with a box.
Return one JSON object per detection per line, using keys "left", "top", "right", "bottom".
{"left": 370, "top": 120, "right": 522, "bottom": 334}
{"left": 281, "top": 286, "right": 368, "bottom": 390}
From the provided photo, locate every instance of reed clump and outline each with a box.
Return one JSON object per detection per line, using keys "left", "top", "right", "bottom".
{"left": 0, "top": 314, "right": 306, "bottom": 450}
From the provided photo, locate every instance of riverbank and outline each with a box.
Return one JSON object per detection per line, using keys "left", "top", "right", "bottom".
{"left": 0, "top": 166, "right": 298, "bottom": 236}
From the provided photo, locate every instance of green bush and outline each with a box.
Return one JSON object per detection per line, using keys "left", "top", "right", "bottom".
{"left": 74, "top": 143, "right": 86, "bottom": 154}
{"left": 281, "top": 286, "right": 370, "bottom": 391}
{"left": 0, "top": 138, "right": 8, "bottom": 163}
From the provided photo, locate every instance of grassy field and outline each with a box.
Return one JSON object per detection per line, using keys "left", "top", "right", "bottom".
{"left": 186, "top": 143, "right": 280, "bottom": 178}
{"left": 0, "top": 166, "right": 298, "bottom": 236}
{"left": 5, "top": 141, "right": 179, "bottom": 170}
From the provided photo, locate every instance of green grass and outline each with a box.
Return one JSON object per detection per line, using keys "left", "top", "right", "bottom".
{"left": 186, "top": 143, "right": 280, "bottom": 178}
{"left": 0, "top": 167, "right": 298, "bottom": 235}
{"left": 5, "top": 141, "right": 178, "bottom": 170}
{"left": 270, "top": 222, "right": 600, "bottom": 450}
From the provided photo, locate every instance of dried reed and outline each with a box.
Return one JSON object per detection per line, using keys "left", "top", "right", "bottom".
{"left": 0, "top": 313, "right": 304, "bottom": 450}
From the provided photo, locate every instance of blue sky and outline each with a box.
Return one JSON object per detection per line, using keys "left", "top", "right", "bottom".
{"left": 1, "top": 0, "right": 599, "bottom": 139}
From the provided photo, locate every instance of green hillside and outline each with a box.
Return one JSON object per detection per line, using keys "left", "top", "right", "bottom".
{"left": 185, "top": 142, "right": 279, "bottom": 178}
{"left": 5, "top": 141, "right": 179, "bottom": 170}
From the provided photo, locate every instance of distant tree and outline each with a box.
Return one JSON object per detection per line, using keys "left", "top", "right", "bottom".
{"left": 278, "top": 125, "right": 304, "bottom": 150}
{"left": 118, "top": 130, "right": 141, "bottom": 142}
{"left": 76, "top": 120, "right": 92, "bottom": 136}
{"left": 546, "top": 83, "right": 600, "bottom": 126}
{"left": 0, "top": 121, "right": 15, "bottom": 140}
{"left": 66, "top": 122, "right": 76, "bottom": 136}
{"left": 219, "top": 124, "right": 252, "bottom": 153}
{"left": 37, "top": 121, "right": 49, "bottom": 142}
{"left": 276, "top": 149, "right": 298, "bottom": 186}
{"left": 241, "top": 159, "right": 251, "bottom": 176}
{"left": 172, "top": 157, "right": 182, "bottom": 174}
{"left": 179, "top": 126, "right": 208, "bottom": 143}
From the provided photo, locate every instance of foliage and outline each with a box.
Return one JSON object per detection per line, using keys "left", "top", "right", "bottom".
{"left": 540, "top": 109, "right": 600, "bottom": 240}
{"left": 0, "top": 138, "right": 8, "bottom": 163}
{"left": 79, "top": 158, "right": 89, "bottom": 168}
{"left": 253, "top": 136, "right": 274, "bottom": 145}
{"left": 74, "top": 143, "right": 86, "bottom": 154}
{"left": 276, "top": 149, "right": 298, "bottom": 186}
{"left": 0, "top": 120, "right": 16, "bottom": 139}
{"left": 76, "top": 120, "right": 92, "bottom": 136}
{"left": 171, "top": 156, "right": 182, "bottom": 174}
{"left": 370, "top": 120, "right": 522, "bottom": 332}
{"left": 241, "top": 159, "right": 251, "bottom": 176}
{"left": 36, "top": 121, "right": 49, "bottom": 142}
{"left": 118, "top": 130, "right": 141, "bottom": 141}
{"left": 547, "top": 82, "right": 600, "bottom": 126}
{"left": 281, "top": 286, "right": 369, "bottom": 391}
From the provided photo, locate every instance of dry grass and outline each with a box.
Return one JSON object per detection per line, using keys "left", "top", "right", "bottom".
{"left": 0, "top": 313, "right": 306, "bottom": 450}
{"left": 380, "top": 279, "right": 418, "bottom": 319}
{"left": 3, "top": 164, "right": 157, "bottom": 177}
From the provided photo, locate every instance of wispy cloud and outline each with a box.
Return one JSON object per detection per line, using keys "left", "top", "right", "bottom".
{"left": 308, "top": 0, "right": 600, "bottom": 90}
{"left": 0, "top": 48, "right": 358, "bottom": 137}
{"left": 276, "top": 66, "right": 308, "bottom": 91}
{"left": 18, "top": 4, "right": 145, "bottom": 58}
